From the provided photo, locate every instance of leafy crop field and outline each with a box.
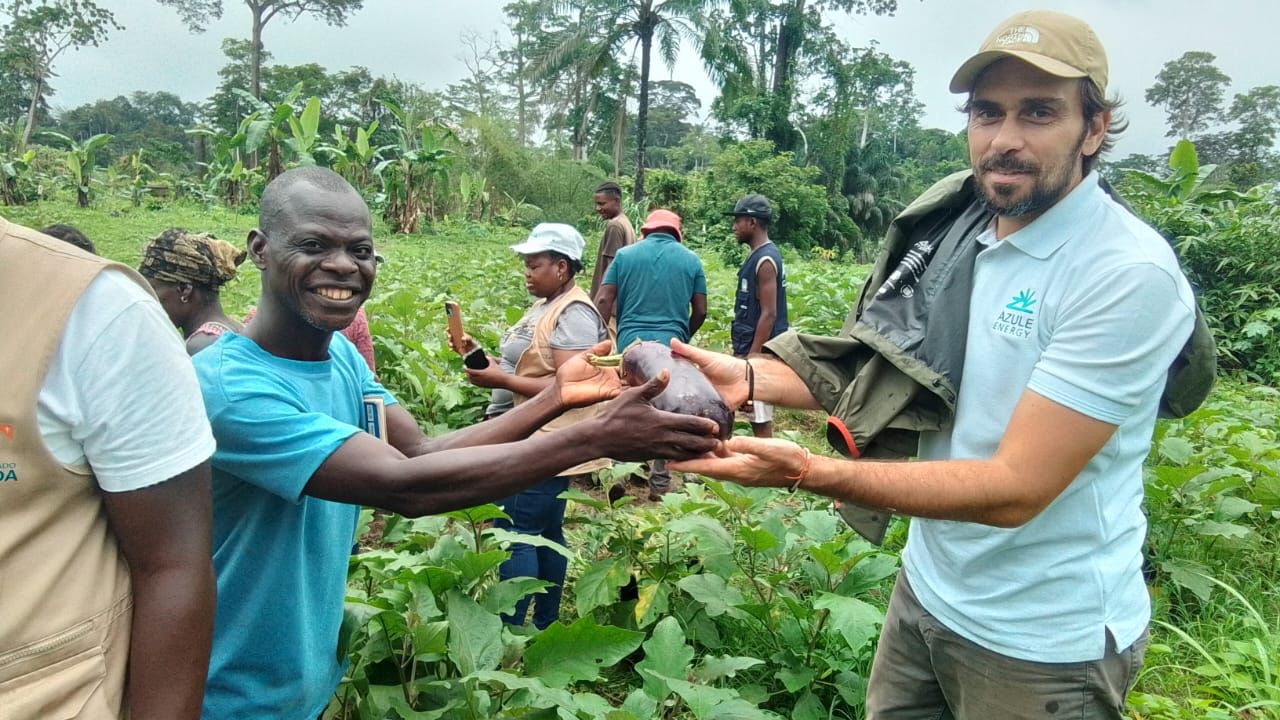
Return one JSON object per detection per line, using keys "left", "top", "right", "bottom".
{"left": 8, "top": 198, "right": 1278, "bottom": 719}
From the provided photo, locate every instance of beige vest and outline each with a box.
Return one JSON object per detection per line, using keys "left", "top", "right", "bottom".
{"left": 512, "top": 286, "right": 610, "bottom": 476}
{"left": 0, "top": 218, "right": 137, "bottom": 719}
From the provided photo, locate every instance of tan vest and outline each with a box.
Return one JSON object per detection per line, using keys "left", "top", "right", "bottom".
{"left": 0, "top": 218, "right": 138, "bottom": 719}
{"left": 512, "top": 286, "right": 610, "bottom": 476}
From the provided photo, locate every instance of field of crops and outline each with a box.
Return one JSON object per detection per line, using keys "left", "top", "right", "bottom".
{"left": 6, "top": 197, "right": 1278, "bottom": 719}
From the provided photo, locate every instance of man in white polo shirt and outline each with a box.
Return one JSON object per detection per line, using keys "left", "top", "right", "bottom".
{"left": 670, "top": 10, "right": 1196, "bottom": 718}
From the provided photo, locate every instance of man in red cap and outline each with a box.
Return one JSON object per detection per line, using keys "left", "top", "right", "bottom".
{"left": 596, "top": 209, "right": 707, "bottom": 498}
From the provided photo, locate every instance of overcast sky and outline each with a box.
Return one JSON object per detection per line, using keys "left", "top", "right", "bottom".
{"left": 50, "top": 0, "right": 1278, "bottom": 159}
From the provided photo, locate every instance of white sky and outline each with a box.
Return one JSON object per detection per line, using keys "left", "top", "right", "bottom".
{"left": 50, "top": 0, "right": 1279, "bottom": 158}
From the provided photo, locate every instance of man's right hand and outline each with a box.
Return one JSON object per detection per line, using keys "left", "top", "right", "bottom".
{"left": 592, "top": 370, "right": 722, "bottom": 461}
{"left": 670, "top": 339, "right": 749, "bottom": 409}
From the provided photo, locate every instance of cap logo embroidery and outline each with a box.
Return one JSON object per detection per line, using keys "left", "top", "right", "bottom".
{"left": 996, "top": 25, "right": 1040, "bottom": 46}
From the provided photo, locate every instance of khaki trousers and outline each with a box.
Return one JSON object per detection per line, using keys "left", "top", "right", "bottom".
{"left": 866, "top": 573, "right": 1147, "bottom": 720}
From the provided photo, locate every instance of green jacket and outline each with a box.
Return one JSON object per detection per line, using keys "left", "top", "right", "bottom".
{"left": 766, "top": 171, "right": 1215, "bottom": 545}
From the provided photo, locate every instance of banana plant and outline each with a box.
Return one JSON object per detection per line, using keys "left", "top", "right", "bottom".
{"left": 317, "top": 119, "right": 391, "bottom": 192}
{"left": 186, "top": 113, "right": 267, "bottom": 208}
{"left": 1123, "top": 139, "right": 1244, "bottom": 205}
{"left": 1, "top": 146, "right": 37, "bottom": 206}
{"left": 234, "top": 85, "right": 323, "bottom": 179}
{"left": 41, "top": 131, "right": 112, "bottom": 207}
{"left": 374, "top": 101, "right": 458, "bottom": 233}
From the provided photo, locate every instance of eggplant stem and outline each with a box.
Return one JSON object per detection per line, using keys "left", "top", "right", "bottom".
{"left": 587, "top": 353, "right": 624, "bottom": 368}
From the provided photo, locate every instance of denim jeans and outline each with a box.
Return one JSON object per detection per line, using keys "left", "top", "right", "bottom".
{"left": 493, "top": 476, "right": 572, "bottom": 629}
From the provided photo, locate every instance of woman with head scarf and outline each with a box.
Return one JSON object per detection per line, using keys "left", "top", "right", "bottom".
{"left": 139, "top": 228, "right": 246, "bottom": 355}
{"left": 459, "top": 223, "right": 611, "bottom": 629}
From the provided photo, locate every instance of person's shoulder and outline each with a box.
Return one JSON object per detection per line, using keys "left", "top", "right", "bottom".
{"left": 1091, "top": 193, "right": 1184, "bottom": 276}
{"left": 78, "top": 267, "right": 155, "bottom": 315}
{"left": 193, "top": 334, "right": 281, "bottom": 407}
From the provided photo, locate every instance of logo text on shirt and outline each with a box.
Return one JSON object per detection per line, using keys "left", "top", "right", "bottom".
{"left": 0, "top": 462, "right": 17, "bottom": 482}
{"left": 993, "top": 289, "right": 1037, "bottom": 338}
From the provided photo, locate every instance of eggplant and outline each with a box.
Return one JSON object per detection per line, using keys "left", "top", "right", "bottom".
{"left": 591, "top": 341, "right": 733, "bottom": 440}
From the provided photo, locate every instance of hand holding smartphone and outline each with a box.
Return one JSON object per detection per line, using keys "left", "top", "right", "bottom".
{"left": 445, "top": 301, "right": 490, "bottom": 370}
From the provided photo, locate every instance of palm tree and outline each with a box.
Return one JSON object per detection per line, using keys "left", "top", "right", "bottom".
{"left": 538, "top": 0, "right": 715, "bottom": 200}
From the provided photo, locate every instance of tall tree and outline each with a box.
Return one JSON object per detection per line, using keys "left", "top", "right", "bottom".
{"left": 0, "top": 0, "right": 120, "bottom": 149}
{"left": 542, "top": 0, "right": 712, "bottom": 200}
{"left": 1145, "top": 51, "right": 1231, "bottom": 139}
{"left": 156, "top": 0, "right": 363, "bottom": 98}
{"left": 702, "top": 0, "right": 897, "bottom": 151}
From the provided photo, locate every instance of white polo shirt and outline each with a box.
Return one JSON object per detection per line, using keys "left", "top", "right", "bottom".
{"left": 903, "top": 173, "right": 1196, "bottom": 663}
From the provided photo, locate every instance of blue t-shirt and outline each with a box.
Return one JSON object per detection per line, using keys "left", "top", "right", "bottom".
{"left": 193, "top": 332, "right": 396, "bottom": 720}
{"left": 604, "top": 232, "right": 707, "bottom": 349}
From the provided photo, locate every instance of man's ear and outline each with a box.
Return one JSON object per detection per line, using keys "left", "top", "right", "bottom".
{"left": 247, "top": 230, "right": 268, "bottom": 270}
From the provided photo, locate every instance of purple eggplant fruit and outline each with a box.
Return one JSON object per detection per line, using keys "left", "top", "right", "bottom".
{"left": 591, "top": 341, "right": 733, "bottom": 441}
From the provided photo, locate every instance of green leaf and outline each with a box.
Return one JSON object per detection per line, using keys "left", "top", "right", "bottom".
{"left": 482, "top": 577, "right": 552, "bottom": 617}
{"left": 445, "top": 589, "right": 502, "bottom": 675}
{"left": 1161, "top": 559, "right": 1214, "bottom": 602}
{"left": 575, "top": 559, "right": 632, "bottom": 615}
{"left": 619, "top": 688, "right": 659, "bottom": 719}
{"left": 1192, "top": 520, "right": 1251, "bottom": 540}
{"left": 678, "top": 574, "right": 745, "bottom": 618}
{"left": 1216, "top": 495, "right": 1259, "bottom": 520}
{"left": 636, "top": 617, "right": 694, "bottom": 699}
{"left": 300, "top": 96, "right": 321, "bottom": 142}
{"left": 1168, "top": 139, "right": 1199, "bottom": 179}
{"left": 485, "top": 527, "right": 573, "bottom": 562}
{"left": 1159, "top": 436, "right": 1196, "bottom": 465}
{"left": 775, "top": 664, "right": 815, "bottom": 693}
{"left": 523, "top": 616, "right": 645, "bottom": 686}
{"left": 693, "top": 655, "right": 765, "bottom": 683}
{"left": 813, "top": 592, "right": 883, "bottom": 651}
{"left": 635, "top": 580, "right": 670, "bottom": 627}
{"left": 337, "top": 600, "right": 383, "bottom": 660}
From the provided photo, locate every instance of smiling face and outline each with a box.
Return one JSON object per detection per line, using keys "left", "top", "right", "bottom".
{"left": 594, "top": 192, "right": 620, "bottom": 220}
{"left": 249, "top": 183, "right": 376, "bottom": 333}
{"left": 966, "top": 58, "right": 1107, "bottom": 234}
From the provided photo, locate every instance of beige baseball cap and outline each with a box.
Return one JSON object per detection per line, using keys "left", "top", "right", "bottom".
{"left": 949, "top": 10, "right": 1107, "bottom": 94}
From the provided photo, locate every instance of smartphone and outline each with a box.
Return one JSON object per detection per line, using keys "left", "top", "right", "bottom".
{"left": 444, "top": 301, "right": 490, "bottom": 370}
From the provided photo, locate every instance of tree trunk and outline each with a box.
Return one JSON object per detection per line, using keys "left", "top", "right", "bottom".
{"left": 633, "top": 23, "right": 654, "bottom": 202}
{"left": 515, "top": 31, "right": 528, "bottom": 147}
{"left": 250, "top": 6, "right": 264, "bottom": 99}
{"left": 766, "top": 0, "right": 805, "bottom": 152}
{"left": 613, "top": 75, "right": 629, "bottom": 177}
{"left": 20, "top": 75, "right": 43, "bottom": 151}
{"left": 77, "top": 187, "right": 88, "bottom": 208}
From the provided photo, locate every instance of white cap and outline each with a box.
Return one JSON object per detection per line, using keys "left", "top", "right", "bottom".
{"left": 509, "top": 223, "right": 585, "bottom": 261}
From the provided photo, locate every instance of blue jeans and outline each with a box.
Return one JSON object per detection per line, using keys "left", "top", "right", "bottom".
{"left": 493, "top": 476, "right": 571, "bottom": 629}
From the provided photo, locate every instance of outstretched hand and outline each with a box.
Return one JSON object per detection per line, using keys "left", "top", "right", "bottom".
{"left": 555, "top": 340, "right": 623, "bottom": 408}
{"left": 594, "top": 371, "right": 722, "bottom": 461}
{"left": 670, "top": 339, "right": 749, "bottom": 409}
{"left": 669, "top": 436, "right": 809, "bottom": 488}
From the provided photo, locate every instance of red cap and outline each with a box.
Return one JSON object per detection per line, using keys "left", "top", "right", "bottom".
{"left": 640, "top": 209, "right": 682, "bottom": 241}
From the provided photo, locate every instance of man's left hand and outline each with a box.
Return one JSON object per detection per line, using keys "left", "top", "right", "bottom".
{"left": 554, "top": 340, "right": 622, "bottom": 408}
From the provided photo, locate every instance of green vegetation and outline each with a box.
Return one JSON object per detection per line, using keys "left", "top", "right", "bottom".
{"left": 7, "top": 195, "right": 1277, "bottom": 718}
{"left": 5, "top": 1, "right": 1279, "bottom": 716}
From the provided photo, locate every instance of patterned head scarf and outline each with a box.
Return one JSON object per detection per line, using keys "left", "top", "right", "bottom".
{"left": 139, "top": 228, "right": 246, "bottom": 290}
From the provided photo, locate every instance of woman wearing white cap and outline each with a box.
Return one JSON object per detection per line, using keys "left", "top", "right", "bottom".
{"left": 460, "top": 222, "right": 611, "bottom": 629}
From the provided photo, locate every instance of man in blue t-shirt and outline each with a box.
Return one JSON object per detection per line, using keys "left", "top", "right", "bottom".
{"left": 727, "top": 194, "right": 788, "bottom": 438}
{"left": 595, "top": 208, "right": 707, "bottom": 499}
{"left": 193, "top": 167, "right": 721, "bottom": 720}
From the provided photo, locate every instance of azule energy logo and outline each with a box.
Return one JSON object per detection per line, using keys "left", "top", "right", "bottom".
{"left": 992, "top": 289, "right": 1037, "bottom": 338}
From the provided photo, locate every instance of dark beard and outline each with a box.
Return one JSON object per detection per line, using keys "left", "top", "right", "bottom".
{"left": 975, "top": 132, "right": 1086, "bottom": 218}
